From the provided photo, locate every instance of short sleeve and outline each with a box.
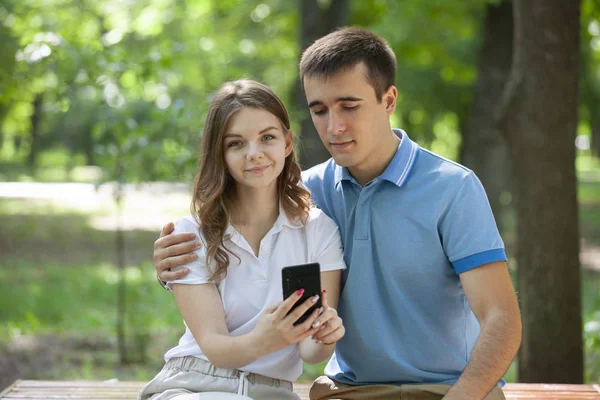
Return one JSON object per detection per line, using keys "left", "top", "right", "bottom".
{"left": 166, "top": 217, "right": 213, "bottom": 290}
{"left": 307, "top": 209, "right": 347, "bottom": 272}
{"left": 439, "top": 172, "right": 507, "bottom": 274}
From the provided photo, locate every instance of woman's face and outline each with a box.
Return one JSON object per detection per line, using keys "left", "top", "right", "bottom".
{"left": 222, "top": 107, "right": 292, "bottom": 191}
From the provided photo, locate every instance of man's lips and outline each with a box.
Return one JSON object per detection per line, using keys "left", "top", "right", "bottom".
{"left": 330, "top": 140, "right": 354, "bottom": 149}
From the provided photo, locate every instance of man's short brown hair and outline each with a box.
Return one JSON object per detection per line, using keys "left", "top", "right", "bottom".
{"left": 299, "top": 27, "right": 397, "bottom": 101}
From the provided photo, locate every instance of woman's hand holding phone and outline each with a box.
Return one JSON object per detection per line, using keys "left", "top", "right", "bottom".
{"left": 310, "top": 289, "right": 345, "bottom": 345}
{"left": 251, "top": 289, "right": 323, "bottom": 357}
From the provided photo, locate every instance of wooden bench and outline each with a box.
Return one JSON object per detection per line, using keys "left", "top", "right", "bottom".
{"left": 1, "top": 380, "right": 599, "bottom": 399}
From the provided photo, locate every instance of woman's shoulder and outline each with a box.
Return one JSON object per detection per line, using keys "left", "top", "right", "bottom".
{"left": 305, "top": 207, "right": 339, "bottom": 233}
{"left": 174, "top": 215, "right": 205, "bottom": 240}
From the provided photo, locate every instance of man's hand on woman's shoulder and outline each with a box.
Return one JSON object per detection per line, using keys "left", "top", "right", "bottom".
{"left": 154, "top": 222, "right": 199, "bottom": 284}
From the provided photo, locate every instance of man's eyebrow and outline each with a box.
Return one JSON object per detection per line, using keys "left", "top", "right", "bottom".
{"left": 308, "top": 97, "right": 364, "bottom": 108}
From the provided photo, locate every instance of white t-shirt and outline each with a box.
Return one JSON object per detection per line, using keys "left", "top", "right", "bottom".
{"left": 164, "top": 206, "right": 346, "bottom": 382}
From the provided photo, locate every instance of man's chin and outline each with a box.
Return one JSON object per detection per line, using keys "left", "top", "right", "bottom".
{"left": 330, "top": 154, "right": 356, "bottom": 168}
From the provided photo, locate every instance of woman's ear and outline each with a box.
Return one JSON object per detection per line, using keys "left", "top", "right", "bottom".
{"left": 285, "top": 130, "right": 294, "bottom": 157}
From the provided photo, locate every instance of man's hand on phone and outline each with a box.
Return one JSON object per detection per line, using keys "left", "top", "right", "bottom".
{"left": 154, "top": 222, "right": 200, "bottom": 283}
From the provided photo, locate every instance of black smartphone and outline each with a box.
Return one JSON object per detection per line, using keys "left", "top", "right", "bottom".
{"left": 282, "top": 262, "right": 322, "bottom": 325}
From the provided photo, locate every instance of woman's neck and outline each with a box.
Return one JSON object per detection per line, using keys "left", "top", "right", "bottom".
{"left": 230, "top": 183, "right": 279, "bottom": 255}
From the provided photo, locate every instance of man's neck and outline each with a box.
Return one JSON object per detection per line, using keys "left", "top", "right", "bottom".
{"left": 349, "top": 130, "right": 401, "bottom": 186}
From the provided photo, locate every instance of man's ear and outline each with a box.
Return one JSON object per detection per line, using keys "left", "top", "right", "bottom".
{"left": 285, "top": 130, "right": 294, "bottom": 157}
{"left": 383, "top": 85, "right": 398, "bottom": 115}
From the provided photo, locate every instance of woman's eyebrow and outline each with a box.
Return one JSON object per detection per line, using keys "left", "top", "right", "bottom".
{"left": 224, "top": 126, "right": 279, "bottom": 138}
{"left": 258, "top": 126, "right": 279, "bottom": 134}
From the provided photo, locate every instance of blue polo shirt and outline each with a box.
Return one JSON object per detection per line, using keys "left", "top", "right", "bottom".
{"left": 302, "top": 129, "right": 507, "bottom": 386}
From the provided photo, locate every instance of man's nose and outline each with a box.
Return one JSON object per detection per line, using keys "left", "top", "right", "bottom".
{"left": 327, "top": 111, "right": 346, "bottom": 135}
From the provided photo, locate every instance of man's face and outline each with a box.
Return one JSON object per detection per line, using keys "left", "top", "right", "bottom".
{"left": 303, "top": 62, "right": 396, "bottom": 170}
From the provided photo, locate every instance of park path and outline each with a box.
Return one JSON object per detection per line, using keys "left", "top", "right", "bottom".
{"left": 1, "top": 181, "right": 599, "bottom": 271}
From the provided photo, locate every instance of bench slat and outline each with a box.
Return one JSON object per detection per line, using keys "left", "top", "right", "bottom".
{"left": 1, "top": 380, "right": 599, "bottom": 399}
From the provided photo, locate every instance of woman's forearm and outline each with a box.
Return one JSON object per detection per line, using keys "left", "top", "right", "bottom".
{"left": 298, "top": 337, "right": 335, "bottom": 364}
{"left": 198, "top": 330, "right": 265, "bottom": 369}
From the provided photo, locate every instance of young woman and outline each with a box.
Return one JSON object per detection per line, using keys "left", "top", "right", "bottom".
{"left": 139, "top": 80, "right": 346, "bottom": 400}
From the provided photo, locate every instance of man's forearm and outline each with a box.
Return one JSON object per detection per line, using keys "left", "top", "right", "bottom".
{"left": 443, "top": 310, "right": 522, "bottom": 400}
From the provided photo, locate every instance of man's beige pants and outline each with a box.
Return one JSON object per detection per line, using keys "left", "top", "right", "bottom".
{"left": 309, "top": 375, "right": 506, "bottom": 400}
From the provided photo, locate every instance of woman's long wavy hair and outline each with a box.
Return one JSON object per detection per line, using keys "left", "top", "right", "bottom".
{"left": 192, "top": 80, "right": 311, "bottom": 282}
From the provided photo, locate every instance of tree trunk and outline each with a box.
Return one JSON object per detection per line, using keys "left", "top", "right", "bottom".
{"left": 0, "top": 105, "right": 6, "bottom": 148}
{"left": 27, "top": 94, "right": 43, "bottom": 170}
{"left": 113, "top": 145, "right": 127, "bottom": 364}
{"left": 461, "top": 0, "right": 513, "bottom": 234}
{"left": 295, "top": 0, "right": 349, "bottom": 169}
{"left": 497, "top": 0, "right": 582, "bottom": 383}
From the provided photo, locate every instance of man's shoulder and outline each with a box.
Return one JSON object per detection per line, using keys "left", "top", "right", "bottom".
{"left": 301, "top": 158, "right": 337, "bottom": 188}
{"left": 414, "top": 147, "right": 473, "bottom": 183}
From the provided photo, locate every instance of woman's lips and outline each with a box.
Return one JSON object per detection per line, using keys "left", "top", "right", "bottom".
{"left": 246, "top": 165, "right": 270, "bottom": 173}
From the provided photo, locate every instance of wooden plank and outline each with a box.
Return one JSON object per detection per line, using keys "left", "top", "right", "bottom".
{"left": 505, "top": 383, "right": 600, "bottom": 392}
{"left": 2, "top": 380, "right": 600, "bottom": 399}
{"left": 0, "top": 382, "right": 19, "bottom": 400}
{"left": 13, "top": 382, "right": 144, "bottom": 388}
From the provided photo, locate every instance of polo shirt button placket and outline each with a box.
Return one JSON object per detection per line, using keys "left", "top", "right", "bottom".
{"left": 258, "top": 240, "right": 270, "bottom": 268}
{"left": 355, "top": 190, "right": 372, "bottom": 241}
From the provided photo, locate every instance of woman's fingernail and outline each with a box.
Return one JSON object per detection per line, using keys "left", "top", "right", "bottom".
{"left": 311, "top": 295, "right": 319, "bottom": 302}
{"left": 322, "top": 289, "right": 327, "bottom": 293}
{"left": 297, "top": 289, "right": 304, "bottom": 296}
{"left": 312, "top": 321, "right": 321, "bottom": 328}
{"left": 319, "top": 307, "right": 324, "bottom": 313}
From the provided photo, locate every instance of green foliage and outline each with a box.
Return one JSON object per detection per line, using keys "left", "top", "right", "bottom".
{"left": 0, "top": 0, "right": 300, "bottom": 182}
{"left": 370, "top": 0, "right": 485, "bottom": 154}
{"left": 0, "top": 0, "right": 515, "bottom": 179}
{"left": 583, "top": 270, "right": 600, "bottom": 383}
{"left": 1, "top": 0, "right": 598, "bottom": 176}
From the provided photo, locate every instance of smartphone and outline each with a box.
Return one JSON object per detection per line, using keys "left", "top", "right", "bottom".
{"left": 282, "top": 262, "right": 322, "bottom": 325}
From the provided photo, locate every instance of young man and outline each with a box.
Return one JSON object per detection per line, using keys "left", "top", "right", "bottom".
{"left": 153, "top": 28, "right": 521, "bottom": 400}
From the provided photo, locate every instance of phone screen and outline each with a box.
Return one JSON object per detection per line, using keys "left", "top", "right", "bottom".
{"left": 282, "top": 262, "right": 322, "bottom": 325}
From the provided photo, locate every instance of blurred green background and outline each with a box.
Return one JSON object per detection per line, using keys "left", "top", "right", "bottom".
{"left": 1, "top": 0, "right": 600, "bottom": 389}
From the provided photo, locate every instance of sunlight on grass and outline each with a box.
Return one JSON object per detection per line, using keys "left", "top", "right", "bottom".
{"left": 0, "top": 262, "right": 182, "bottom": 341}
{"left": 578, "top": 154, "right": 600, "bottom": 182}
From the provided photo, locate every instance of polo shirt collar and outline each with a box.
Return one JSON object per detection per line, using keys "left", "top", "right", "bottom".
{"left": 334, "top": 129, "right": 419, "bottom": 188}
{"left": 272, "top": 202, "right": 304, "bottom": 231}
